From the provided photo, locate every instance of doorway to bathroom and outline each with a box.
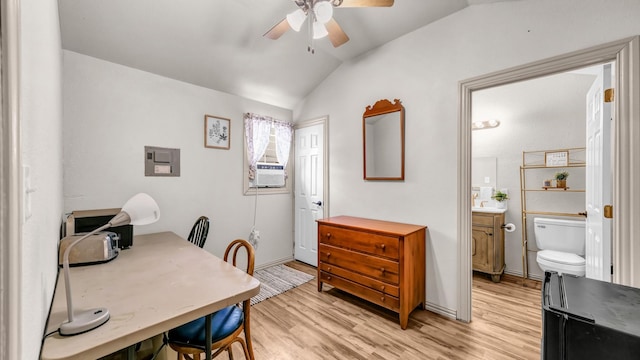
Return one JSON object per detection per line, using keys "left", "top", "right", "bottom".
{"left": 471, "top": 64, "right": 610, "bottom": 282}
{"left": 457, "top": 36, "right": 640, "bottom": 323}
{"left": 468, "top": 63, "right": 608, "bottom": 324}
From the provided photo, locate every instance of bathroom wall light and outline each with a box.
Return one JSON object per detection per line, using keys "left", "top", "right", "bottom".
{"left": 472, "top": 119, "right": 500, "bottom": 130}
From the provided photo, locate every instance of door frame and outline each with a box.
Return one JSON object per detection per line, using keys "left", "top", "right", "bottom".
{"left": 457, "top": 36, "right": 640, "bottom": 322}
{"left": 293, "top": 116, "right": 330, "bottom": 259}
{"left": 1, "top": 0, "right": 23, "bottom": 358}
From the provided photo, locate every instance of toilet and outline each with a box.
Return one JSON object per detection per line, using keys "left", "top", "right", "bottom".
{"left": 534, "top": 217, "right": 586, "bottom": 277}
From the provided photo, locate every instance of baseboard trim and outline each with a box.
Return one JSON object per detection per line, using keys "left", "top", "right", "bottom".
{"left": 527, "top": 273, "right": 544, "bottom": 281}
{"left": 504, "top": 269, "right": 543, "bottom": 282}
{"left": 425, "top": 301, "right": 457, "bottom": 320}
{"left": 504, "top": 269, "right": 523, "bottom": 277}
{"left": 255, "top": 256, "right": 295, "bottom": 271}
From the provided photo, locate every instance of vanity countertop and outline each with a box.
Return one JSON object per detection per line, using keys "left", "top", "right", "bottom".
{"left": 472, "top": 207, "right": 507, "bottom": 214}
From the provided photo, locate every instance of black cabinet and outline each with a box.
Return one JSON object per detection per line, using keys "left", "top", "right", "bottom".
{"left": 542, "top": 272, "right": 640, "bottom": 359}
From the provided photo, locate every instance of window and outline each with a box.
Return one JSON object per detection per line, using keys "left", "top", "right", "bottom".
{"left": 243, "top": 113, "right": 293, "bottom": 194}
{"left": 259, "top": 127, "right": 278, "bottom": 164}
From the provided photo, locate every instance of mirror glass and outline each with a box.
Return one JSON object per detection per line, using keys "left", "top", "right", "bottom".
{"left": 363, "top": 99, "right": 404, "bottom": 180}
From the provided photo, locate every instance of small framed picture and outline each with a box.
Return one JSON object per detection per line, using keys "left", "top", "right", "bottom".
{"left": 545, "top": 151, "right": 569, "bottom": 167}
{"left": 204, "top": 115, "right": 230, "bottom": 150}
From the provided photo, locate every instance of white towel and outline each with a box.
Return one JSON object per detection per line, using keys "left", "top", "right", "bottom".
{"left": 479, "top": 186, "right": 493, "bottom": 201}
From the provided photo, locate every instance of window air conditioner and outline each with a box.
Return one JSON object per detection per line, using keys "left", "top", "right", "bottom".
{"left": 255, "top": 162, "right": 285, "bottom": 187}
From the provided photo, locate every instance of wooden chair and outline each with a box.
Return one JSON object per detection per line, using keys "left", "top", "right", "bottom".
{"left": 187, "top": 216, "right": 210, "bottom": 248}
{"left": 167, "top": 239, "right": 256, "bottom": 360}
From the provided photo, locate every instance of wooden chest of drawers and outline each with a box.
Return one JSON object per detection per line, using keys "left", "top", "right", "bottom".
{"left": 316, "top": 216, "right": 426, "bottom": 329}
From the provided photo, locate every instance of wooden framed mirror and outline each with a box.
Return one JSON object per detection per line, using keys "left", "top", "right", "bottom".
{"left": 363, "top": 99, "right": 405, "bottom": 180}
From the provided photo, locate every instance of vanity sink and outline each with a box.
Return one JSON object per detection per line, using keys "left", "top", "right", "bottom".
{"left": 472, "top": 206, "right": 507, "bottom": 214}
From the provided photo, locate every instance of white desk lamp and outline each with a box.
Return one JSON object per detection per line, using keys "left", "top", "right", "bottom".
{"left": 59, "top": 193, "right": 160, "bottom": 336}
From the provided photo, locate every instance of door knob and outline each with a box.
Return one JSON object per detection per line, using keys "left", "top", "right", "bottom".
{"left": 312, "top": 201, "right": 323, "bottom": 206}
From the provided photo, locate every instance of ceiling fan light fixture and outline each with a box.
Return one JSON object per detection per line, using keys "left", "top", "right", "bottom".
{"left": 266, "top": 0, "right": 393, "bottom": 50}
{"left": 286, "top": 9, "right": 307, "bottom": 32}
{"left": 313, "top": 1, "right": 334, "bottom": 24}
{"left": 313, "top": 22, "right": 329, "bottom": 39}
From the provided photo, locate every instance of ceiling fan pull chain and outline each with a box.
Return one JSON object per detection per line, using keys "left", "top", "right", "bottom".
{"left": 308, "top": 8, "right": 315, "bottom": 54}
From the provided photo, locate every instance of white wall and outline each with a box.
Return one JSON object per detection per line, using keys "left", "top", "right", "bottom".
{"left": 20, "top": 0, "right": 63, "bottom": 358}
{"left": 293, "top": 0, "right": 640, "bottom": 314}
{"left": 62, "top": 51, "right": 294, "bottom": 267}
{"left": 472, "top": 72, "right": 595, "bottom": 279}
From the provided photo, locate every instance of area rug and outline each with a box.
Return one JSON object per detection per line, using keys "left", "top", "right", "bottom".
{"left": 251, "top": 264, "right": 315, "bottom": 306}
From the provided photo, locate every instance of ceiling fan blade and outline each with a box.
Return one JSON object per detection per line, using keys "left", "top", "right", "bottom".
{"left": 336, "top": 0, "right": 394, "bottom": 7}
{"left": 326, "top": 18, "right": 349, "bottom": 48}
{"left": 263, "top": 18, "right": 291, "bottom": 40}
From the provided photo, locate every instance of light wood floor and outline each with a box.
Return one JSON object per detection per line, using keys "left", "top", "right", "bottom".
{"left": 167, "top": 262, "right": 542, "bottom": 360}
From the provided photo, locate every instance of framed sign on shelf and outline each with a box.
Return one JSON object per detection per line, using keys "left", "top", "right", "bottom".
{"left": 545, "top": 151, "right": 568, "bottom": 167}
{"left": 204, "top": 115, "right": 230, "bottom": 149}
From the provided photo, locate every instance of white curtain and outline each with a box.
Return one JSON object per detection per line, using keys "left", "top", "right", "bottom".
{"left": 244, "top": 113, "right": 272, "bottom": 179}
{"left": 244, "top": 113, "right": 294, "bottom": 180}
{"left": 274, "top": 121, "right": 293, "bottom": 174}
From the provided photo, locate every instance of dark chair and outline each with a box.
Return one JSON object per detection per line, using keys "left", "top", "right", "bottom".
{"left": 167, "top": 239, "right": 256, "bottom": 360}
{"left": 187, "top": 216, "right": 210, "bottom": 248}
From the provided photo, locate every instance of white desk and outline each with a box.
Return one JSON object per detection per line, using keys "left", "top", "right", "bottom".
{"left": 41, "top": 231, "right": 260, "bottom": 360}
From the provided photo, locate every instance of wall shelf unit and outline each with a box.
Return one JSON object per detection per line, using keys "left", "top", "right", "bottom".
{"left": 519, "top": 147, "right": 586, "bottom": 278}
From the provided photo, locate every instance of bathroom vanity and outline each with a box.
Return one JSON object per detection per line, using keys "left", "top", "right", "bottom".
{"left": 472, "top": 210, "right": 505, "bottom": 282}
{"left": 316, "top": 216, "right": 426, "bottom": 329}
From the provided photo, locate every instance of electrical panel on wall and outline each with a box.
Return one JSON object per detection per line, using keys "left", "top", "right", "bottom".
{"left": 145, "top": 146, "right": 180, "bottom": 177}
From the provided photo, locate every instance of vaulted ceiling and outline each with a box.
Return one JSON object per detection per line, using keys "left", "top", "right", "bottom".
{"left": 58, "top": 0, "right": 518, "bottom": 109}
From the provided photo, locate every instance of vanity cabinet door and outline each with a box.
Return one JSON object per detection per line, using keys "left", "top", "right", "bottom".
{"left": 472, "top": 227, "right": 492, "bottom": 272}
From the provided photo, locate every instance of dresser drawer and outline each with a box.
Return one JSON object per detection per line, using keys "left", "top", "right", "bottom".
{"left": 319, "top": 225, "right": 399, "bottom": 260}
{"left": 472, "top": 213, "right": 494, "bottom": 227}
{"left": 320, "top": 263, "right": 400, "bottom": 297}
{"left": 320, "top": 271, "right": 400, "bottom": 311}
{"left": 319, "top": 244, "right": 399, "bottom": 284}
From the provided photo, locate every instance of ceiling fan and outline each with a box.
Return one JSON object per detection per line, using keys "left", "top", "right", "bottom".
{"left": 264, "top": 0, "right": 394, "bottom": 53}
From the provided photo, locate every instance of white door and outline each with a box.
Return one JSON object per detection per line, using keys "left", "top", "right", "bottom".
{"left": 294, "top": 123, "right": 324, "bottom": 266}
{"left": 585, "top": 64, "right": 612, "bottom": 282}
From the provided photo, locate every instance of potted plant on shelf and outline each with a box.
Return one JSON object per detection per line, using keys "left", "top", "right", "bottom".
{"left": 491, "top": 190, "right": 509, "bottom": 209}
{"left": 555, "top": 171, "right": 569, "bottom": 188}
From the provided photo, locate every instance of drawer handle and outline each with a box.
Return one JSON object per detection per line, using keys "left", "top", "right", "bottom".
{"left": 381, "top": 285, "right": 385, "bottom": 291}
{"left": 326, "top": 233, "right": 331, "bottom": 238}
{"left": 327, "top": 276, "right": 331, "bottom": 280}
{"left": 326, "top": 252, "right": 331, "bottom": 257}
{"left": 380, "top": 244, "right": 386, "bottom": 250}
{"left": 380, "top": 296, "right": 385, "bottom": 302}
{"left": 380, "top": 268, "right": 386, "bottom": 274}
{"left": 327, "top": 267, "right": 331, "bottom": 271}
